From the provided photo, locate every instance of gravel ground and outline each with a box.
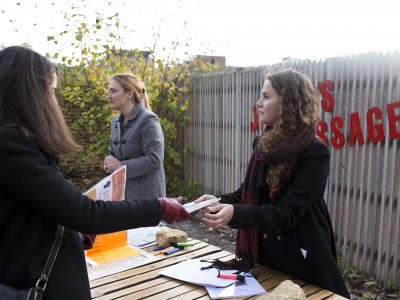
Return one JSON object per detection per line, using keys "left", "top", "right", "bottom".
{"left": 169, "top": 213, "right": 400, "bottom": 300}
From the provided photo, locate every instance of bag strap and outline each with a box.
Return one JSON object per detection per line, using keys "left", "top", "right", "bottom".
{"left": 34, "top": 225, "right": 64, "bottom": 293}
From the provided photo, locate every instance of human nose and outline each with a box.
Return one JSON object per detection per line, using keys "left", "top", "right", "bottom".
{"left": 256, "top": 98, "right": 262, "bottom": 107}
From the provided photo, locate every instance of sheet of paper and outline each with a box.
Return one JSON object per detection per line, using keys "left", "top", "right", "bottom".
{"left": 86, "top": 244, "right": 140, "bottom": 265}
{"left": 159, "top": 259, "right": 238, "bottom": 287}
{"left": 84, "top": 165, "right": 126, "bottom": 201}
{"left": 86, "top": 245, "right": 159, "bottom": 281}
{"left": 84, "top": 167, "right": 131, "bottom": 263}
{"left": 206, "top": 274, "right": 266, "bottom": 299}
{"left": 183, "top": 198, "right": 221, "bottom": 213}
{"left": 127, "top": 226, "right": 159, "bottom": 248}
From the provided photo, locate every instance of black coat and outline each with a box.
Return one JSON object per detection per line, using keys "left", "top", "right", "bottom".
{"left": 0, "top": 127, "right": 161, "bottom": 299}
{"left": 221, "top": 137, "right": 350, "bottom": 298}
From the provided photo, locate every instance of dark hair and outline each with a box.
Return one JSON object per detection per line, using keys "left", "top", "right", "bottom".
{"left": 267, "top": 69, "right": 319, "bottom": 135}
{"left": 259, "top": 69, "right": 319, "bottom": 151}
{"left": 0, "top": 46, "right": 80, "bottom": 156}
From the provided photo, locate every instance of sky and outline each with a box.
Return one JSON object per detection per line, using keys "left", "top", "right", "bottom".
{"left": 1, "top": 0, "right": 400, "bottom": 67}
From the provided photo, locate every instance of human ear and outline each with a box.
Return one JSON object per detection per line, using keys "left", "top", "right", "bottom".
{"left": 127, "top": 90, "right": 135, "bottom": 100}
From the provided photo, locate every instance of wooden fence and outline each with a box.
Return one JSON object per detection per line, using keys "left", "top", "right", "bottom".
{"left": 183, "top": 53, "right": 400, "bottom": 284}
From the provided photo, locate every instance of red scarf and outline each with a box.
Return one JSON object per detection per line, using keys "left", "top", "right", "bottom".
{"left": 236, "top": 125, "right": 316, "bottom": 269}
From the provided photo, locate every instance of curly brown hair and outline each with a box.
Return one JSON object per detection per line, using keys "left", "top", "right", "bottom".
{"left": 258, "top": 69, "right": 320, "bottom": 189}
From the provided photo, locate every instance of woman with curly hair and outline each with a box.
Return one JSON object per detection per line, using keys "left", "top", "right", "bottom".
{"left": 196, "top": 69, "right": 349, "bottom": 298}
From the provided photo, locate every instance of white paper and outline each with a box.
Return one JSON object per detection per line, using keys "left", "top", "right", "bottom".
{"left": 206, "top": 275, "right": 266, "bottom": 299}
{"left": 127, "top": 226, "right": 159, "bottom": 248}
{"left": 87, "top": 246, "right": 159, "bottom": 281}
{"left": 183, "top": 198, "right": 221, "bottom": 213}
{"left": 159, "top": 259, "right": 238, "bottom": 287}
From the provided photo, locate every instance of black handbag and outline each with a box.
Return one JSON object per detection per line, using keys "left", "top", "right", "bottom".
{"left": 0, "top": 225, "right": 64, "bottom": 300}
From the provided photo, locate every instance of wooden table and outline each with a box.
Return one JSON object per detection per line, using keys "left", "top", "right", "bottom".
{"left": 89, "top": 238, "right": 347, "bottom": 299}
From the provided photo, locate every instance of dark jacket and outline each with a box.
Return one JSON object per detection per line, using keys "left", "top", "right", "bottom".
{"left": 221, "top": 137, "right": 349, "bottom": 298}
{"left": 108, "top": 101, "right": 166, "bottom": 200}
{"left": 0, "top": 126, "right": 161, "bottom": 299}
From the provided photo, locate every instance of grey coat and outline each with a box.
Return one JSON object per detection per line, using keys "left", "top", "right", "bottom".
{"left": 108, "top": 101, "right": 166, "bottom": 200}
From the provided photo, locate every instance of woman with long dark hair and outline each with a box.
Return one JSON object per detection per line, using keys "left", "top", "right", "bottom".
{"left": 0, "top": 46, "right": 192, "bottom": 299}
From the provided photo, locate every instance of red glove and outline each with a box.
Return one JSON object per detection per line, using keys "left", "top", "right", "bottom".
{"left": 80, "top": 233, "right": 96, "bottom": 250}
{"left": 158, "top": 197, "right": 193, "bottom": 223}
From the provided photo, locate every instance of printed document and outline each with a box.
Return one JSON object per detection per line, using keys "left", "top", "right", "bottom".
{"left": 84, "top": 166, "right": 159, "bottom": 280}
{"left": 205, "top": 275, "right": 266, "bottom": 299}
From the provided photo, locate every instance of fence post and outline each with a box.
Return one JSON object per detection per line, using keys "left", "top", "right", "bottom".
{"left": 234, "top": 69, "right": 242, "bottom": 189}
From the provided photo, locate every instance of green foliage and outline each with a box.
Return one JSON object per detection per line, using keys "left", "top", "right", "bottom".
{"left": 46, "top": 10, "right": 214, "bottom": 194}
{"left": 384, "top": 279, "right": 397, "bottom": 290}
{"left": 171, "top": 179, "right": 200, "bottom": 203}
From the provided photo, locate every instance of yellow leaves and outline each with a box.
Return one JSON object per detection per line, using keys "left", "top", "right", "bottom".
{"left": 156, "top": 59, "right": 164, "bottom": 69}
{"left": 180, "top": 102, "right": 188, "bottom": 111}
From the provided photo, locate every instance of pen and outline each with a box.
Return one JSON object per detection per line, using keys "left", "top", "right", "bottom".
{"left": 170, "top": 242, "right": 194, "bottom": 247}
{"left": 217, "top": 273, "right": 246, "bottom": 282}
{"left": 153, "top": 245, "right": 169, "bottom": 251}
{"left": 159, "top": 246, "right": 174, "bottom": 254}
{"left": 164, "top": 247, "right": 183, "bottom": 255}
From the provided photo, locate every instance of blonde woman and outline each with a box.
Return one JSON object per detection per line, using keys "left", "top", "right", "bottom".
{"left": 104, "top": 73, "right": 166, "bottom": 200}
{"left": 196, "top": 70, "right": 349, "bottom": 298}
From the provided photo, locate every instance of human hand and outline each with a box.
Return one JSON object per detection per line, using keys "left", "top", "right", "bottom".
{"left": 202, "top": 204, "right": 234, "bottom": 228}
{"left": 159, "top": 197, "right": 193, "bottom": 223}
{"left": 104, "top": 155, "right": 121, "bottom": 173}
{"left": 194, "top": 194, "right": 219, "bottom": 213}
{"left": 80, "top": 233, "right": 96, "bottom": 250}
{"left": 194, "top": 194, "right": 217, "bottom": 203}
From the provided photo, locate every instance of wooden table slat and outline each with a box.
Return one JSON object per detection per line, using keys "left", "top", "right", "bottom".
{"left": 167, "top": 287, "right": 208, "bottom": 300}
{"left": 307, "top": 289, "right": 334, "bottom": 299}
{"left": 302, "top": 284, "right": 324, "bottom": 296}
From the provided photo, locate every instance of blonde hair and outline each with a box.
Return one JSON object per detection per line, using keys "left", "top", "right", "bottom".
{"left": 111, "top": 73, "right": 151, "bottom": 109}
